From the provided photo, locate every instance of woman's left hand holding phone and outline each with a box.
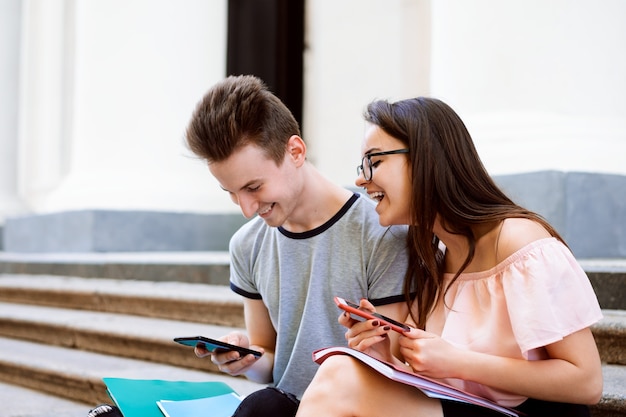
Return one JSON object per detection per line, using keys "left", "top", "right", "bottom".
{"left": 339, "top": 299, "right": 395, "bottom": 362}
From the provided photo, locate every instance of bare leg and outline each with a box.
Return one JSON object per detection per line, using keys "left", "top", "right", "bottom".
{"left": 296, "top": 355, "right": 443, "bottom": 417}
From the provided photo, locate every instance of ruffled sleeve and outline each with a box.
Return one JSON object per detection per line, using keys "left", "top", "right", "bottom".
{"left": 501, "top": 238, "right": 603, "bottom": 355}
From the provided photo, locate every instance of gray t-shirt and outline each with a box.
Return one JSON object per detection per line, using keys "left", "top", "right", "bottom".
{"left": 229, "top": 192, "right": 408, "bottom": 398}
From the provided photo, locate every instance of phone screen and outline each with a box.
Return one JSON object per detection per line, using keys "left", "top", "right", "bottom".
{"left": 173, "top": 336, "right": 263, "bottom": 358}
{"left": 334, "top": 297, "right": 411, "bottom": 333}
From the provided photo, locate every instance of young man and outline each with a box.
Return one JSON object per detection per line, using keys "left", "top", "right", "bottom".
{"left": 88, "top": 75, "right": 409, "bottom": 417}
{"left": 185, "top": 75, "right": 409, "bottom": 416}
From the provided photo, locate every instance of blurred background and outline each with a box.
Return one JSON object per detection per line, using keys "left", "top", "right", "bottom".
{"left": 1, "top": 0, "right": 625, "bottom": 254}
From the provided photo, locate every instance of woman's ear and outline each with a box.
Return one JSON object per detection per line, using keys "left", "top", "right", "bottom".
{"left": 287, "top": 135, "right": 307, "bottom": 166}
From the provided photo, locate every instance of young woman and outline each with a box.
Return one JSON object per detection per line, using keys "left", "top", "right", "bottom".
{"left": 295, "top": 97, "right": 603, "bottom": 417}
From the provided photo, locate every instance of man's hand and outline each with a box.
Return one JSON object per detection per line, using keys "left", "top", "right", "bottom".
{"left": 194, "top": 332, "right": 263, "bottom": 376}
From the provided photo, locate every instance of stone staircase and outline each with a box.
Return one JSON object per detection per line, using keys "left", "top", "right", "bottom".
{"left": 0, "top": 252, "right": 624, "bottom": 417}
{"left": 0, "top": 252, "right": 264, "bottom": 417}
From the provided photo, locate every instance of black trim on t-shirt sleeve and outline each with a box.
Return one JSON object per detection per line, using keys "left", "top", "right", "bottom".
{"left": 230, "top": 282, "right": 263, "bottom": 300}
{"left": 278, "top": 192, "right": 360, "bottom": 239}
{"left": 369, "top": 293, "right": 406, "bottom": 307}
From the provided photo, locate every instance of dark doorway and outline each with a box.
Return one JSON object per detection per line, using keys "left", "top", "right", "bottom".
{"left": 227, "top": 0, "right": 305, "bottom": 127}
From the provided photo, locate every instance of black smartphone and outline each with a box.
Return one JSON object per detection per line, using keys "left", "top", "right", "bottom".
{"left": 334, "top": 296, "right": 411, "bottom": 333}
{"left": 173, "top": 336, "right": 263, "bottom": 358}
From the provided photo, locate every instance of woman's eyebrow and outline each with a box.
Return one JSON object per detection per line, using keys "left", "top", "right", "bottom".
{"left": 364, "top": 147, "right": 383, "bottom": 155}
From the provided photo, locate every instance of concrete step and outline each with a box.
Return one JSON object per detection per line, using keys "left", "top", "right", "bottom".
{"left": 595, "top": 310, "right": 626, "bottom": 365}
{"left": 0, "top": 380, "right": 90, "bottom": 417}
{"left": 0, "top": 336, "right": 265, "bottom": 406}
{"left": 0, "top": 334, "right": 623, "bottom": 417}
{"left": 0, "top": 274, "right": 624, "bottom": 365}
{"left": 0, "top": 274, "right": 259, "bottom": 417}
{"left": 0, "top": 301, "right": 244, "bottom": 372}
{"left": 0, "top": 300, "right": 625, "bottom": 416}
{"left": 0, "top": 274, "right": 244, "bottom": 327}
{"left": 581, "top": 259, "right": 626, "bottom": 310}
{"left": 0, "top": 254, "right": 624, "bottom": 416}
{"left": 1, "top": 253, "right": 624, "bottom": 308}
{"left": 0, "top": 251, "right": 232, "bottom": 285}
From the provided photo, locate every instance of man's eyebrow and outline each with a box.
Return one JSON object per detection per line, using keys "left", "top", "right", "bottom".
{"left": 219, "top": 180, "right": 259, "bottom": 193}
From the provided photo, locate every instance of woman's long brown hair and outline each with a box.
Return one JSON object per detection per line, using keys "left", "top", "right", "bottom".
{"left": 364, "top": 97, "right": 565, "bottom": 329}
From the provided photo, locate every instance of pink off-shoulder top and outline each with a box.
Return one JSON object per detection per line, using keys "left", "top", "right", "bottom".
{"left": 427, "top": 237, "right": 603, "bottom": 407}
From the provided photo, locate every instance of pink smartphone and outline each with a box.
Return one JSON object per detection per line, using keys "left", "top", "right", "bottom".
{"left": 334, "top": 296, "right": 410, "bottom": 333}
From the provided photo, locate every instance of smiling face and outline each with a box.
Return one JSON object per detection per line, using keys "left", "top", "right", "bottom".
{"left": 355, "top": 124, "right": 412, "bottom": 226}
{"left": 209, "top": 138, "right": 305, "bottom": 227}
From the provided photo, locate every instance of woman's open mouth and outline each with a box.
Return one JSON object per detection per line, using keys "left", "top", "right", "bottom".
{"left": 368, "top": 192, "right": 385, "bottom": 203}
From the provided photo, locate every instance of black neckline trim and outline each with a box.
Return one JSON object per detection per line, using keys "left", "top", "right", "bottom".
{"left": 278, "top": 193, "right": 360, "bottom": 239}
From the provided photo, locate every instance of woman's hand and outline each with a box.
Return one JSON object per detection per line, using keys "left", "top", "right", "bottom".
{"left": 399, "top": 328, "right": 462, "bottom": 379}
{"left": 339, "top": 299, "right": 395, "bottom": 361}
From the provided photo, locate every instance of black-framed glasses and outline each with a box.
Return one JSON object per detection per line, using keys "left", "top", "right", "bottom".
{"left": 356, "top": 149, "right": 409, "bottom": 181}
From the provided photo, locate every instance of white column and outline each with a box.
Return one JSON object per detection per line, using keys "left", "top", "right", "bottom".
{"left": 18, "top": 0, "right": 235, "bottom": 215}
{"left": 0, "top": 0, "right": 25, "bottom": 223}
{"left": 17, "top": 0, "right": 71, "bottom": 212}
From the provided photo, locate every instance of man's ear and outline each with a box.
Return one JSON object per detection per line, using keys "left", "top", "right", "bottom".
{"left": 287, "top": 135, "right": 307, "bottom": 166}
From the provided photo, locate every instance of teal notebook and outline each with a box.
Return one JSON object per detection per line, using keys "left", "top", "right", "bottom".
{"left": 157, "top": 392, "right": 242, "bottom": 417}
{"left": 103, "top": 378, "right": 237, "bottom": 417}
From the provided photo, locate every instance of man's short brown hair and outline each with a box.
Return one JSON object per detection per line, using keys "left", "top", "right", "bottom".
{"left": 186, "top": 75, "right": 301, "bottom": 165}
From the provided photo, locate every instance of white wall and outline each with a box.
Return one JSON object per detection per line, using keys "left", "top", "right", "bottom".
{"left": 428, "top": 0, "right": 626, "bottom": 175}
{"left": 303, "top": 0, "right": 430, "bottom": 187}
{"left": 305, "top": 0, "right": 626, "bottom": 181}
{"left": 2, "top": 0, "right": 626, "bottom": 222}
